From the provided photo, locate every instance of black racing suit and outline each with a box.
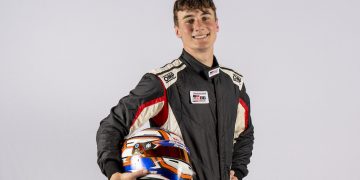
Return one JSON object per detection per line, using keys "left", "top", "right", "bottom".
{"left": 96, "top": 50, "right": 254, "bottom": 180}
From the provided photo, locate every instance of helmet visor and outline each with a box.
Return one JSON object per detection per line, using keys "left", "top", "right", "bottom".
{"left": 133, "top": 141, "right": 191, "bottom": 164}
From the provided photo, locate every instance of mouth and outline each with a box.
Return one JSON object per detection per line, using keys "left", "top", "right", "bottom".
{"left": 192, "top": 33, "right": 210, "bottom": 39}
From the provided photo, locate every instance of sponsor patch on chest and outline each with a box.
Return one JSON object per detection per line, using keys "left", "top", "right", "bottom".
{"left": 190, "top": 91, "right": 209, "bottom": 104}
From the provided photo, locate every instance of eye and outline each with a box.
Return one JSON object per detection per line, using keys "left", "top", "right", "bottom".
{"left": 185, "top": 19, "right": 195, "bottom": 24}
{"left": 202, "top": 16, "right": 210, "bottom": 21}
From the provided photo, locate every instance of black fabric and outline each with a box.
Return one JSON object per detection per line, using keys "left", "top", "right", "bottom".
{"left": 104, "top": 160, "right": 121, "bottom": 180}
{"left": 180, "top": 50, "right": 220, "bottom": 80}
{"left": 96, "top": 74, "right": 164, "bottom": 177}
{"left": 231, "top": 85, "right": 254, "bottom": 178}
{"left": 176, "top": 50, "right": 221, "bottom": 179}
{"left": 233, "top": 169, "right": 244, "bottom": 180}
{"left": 96, "top": 50, "right": 254, "bottom": 179}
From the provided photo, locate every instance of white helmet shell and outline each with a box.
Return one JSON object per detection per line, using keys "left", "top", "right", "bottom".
{"left": 121, "top": 128, "right": 194, "bottom": 180}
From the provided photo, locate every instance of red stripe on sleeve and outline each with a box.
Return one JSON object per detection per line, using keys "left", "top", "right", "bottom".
{"left": 239, "top": 98, "right": 249, "bottom": 129}
{"left": 130, "top": 96, "right": 166, "bottom": 127}
{"left": 151, "top": 78, "right": 168, "bottom": 127}
{"left": 130, "top": 77, "right": 168, "bottom": 128}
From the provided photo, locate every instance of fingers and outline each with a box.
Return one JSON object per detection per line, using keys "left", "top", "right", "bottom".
{"left": 230, "top": 170, "right": 235, "bottom": 176}
{"left": 110, "top": 170, "right": 149, "bottom": 180}
{"left": 229, "top": 170, "right": 238, "bottom": 180}
{"left": 128, "top": 169, "right": 149, "bottom": 178}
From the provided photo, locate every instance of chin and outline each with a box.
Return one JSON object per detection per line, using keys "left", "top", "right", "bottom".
{"left": 193, "top": 46, "right": 211, "bottom": 52}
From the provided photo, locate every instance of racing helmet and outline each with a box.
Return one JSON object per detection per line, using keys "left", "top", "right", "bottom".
{"left": 121, "top": 128, "right": 194, "bottom": 180}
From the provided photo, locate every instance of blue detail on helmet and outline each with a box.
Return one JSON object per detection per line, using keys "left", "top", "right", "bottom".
{"left": 123, "top": 157, "right": 189, "bottom": 180}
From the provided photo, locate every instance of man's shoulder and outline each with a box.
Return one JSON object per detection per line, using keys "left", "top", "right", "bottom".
{"left": 220, "top": 65, "right": 245, "bottom": 90}
{"left": 149, "top": 59, "right": 185, "bottom": 75}
{"left": 148, "top": 59, "right": 187, "bottom": 89}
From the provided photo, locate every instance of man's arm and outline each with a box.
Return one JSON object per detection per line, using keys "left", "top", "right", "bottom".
{"left": 96, "top": 73, "right": 165, "bottom": 179}
{"left": 231, "top": 84, "right": 255, "bottom": 179}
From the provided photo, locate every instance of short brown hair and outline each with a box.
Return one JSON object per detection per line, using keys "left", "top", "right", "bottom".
{"left": 173, "top": 0, "right": 217, "bottom": 27}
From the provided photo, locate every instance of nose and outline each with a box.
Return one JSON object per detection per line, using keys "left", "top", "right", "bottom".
{"left": 193, "top": 19, "right": 205, "bottom": 32}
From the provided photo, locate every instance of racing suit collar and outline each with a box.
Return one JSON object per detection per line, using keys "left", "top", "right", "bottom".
{"left": 179, "top": 49, "right": 220, "bottom": 80}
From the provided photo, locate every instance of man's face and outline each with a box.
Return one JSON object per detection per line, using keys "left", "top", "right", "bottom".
{"left": 175, "top": 8, "right": 219, "bottom": 53}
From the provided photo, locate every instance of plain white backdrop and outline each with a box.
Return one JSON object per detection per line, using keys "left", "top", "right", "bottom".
{"left": 1, "top": 0, "right": 359, "bottom": 179}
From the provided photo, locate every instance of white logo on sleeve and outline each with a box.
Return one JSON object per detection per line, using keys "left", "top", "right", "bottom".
{"left": 190, "top": 91, "right": 209, "bottom": 104}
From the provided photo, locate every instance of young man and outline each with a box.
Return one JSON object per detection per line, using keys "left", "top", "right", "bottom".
{"left": 96, "top": 0, "right": 254, "bottom": 180}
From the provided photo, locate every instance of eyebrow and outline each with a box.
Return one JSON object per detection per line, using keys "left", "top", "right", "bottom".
{"left": 182, "top": 14, "right": 194, "bottom": 20}
{"left": 201, "top": 10, "right": 211, "bottom": 16}
{"left": 182, "top": 10, "right": 212, "bottom": 20}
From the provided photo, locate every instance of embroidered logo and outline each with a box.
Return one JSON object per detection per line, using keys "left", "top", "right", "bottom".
{"left": 233, "top": 74, "right": 242, "bottom": 84}
{"left": 208, "top": 68, "right": 220, "bottom": 78}
{"left": 190, "top": 91, "right": 209, "bottom": 104}
{"left": 163, "top": 72, "right": 176, "bottom": 83}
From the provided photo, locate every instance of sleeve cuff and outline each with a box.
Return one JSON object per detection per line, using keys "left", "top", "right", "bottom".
{"left": 104, "top": 160, "right": 121, "bottom": 179}
{"left": 232, "top": 169, "right": 244, "bottom": 180}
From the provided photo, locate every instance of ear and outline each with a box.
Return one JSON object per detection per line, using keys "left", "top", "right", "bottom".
{"left": 175, "top": 26, "right": 181, "bottom": 38}
{"left": 215, "top": 20, "right": 219, "bottom": 32}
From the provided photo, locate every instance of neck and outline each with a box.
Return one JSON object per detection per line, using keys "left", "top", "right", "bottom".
{"left": 184, "top": 47, "right": 214, "bottom": 67}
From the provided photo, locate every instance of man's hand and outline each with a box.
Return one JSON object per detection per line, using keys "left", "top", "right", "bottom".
{"left": 110, "top": 170, "right": 148, "bottom": 180}
{"left": 230, "top": 170, "right": 238, "bottom": 180}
